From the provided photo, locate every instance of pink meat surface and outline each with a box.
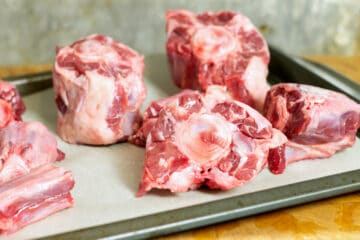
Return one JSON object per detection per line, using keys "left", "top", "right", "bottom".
{"left": 264, "top": 83, "right": 360, "bottom": 174}
{"left": 138, "top": 86, "right": 287, "bottom": 196}
{"left": 0, "top": 164, "right": 74, "bottom": 234}
{"left": 0, "top": 79, "right": 26, "bottom": 127}
{"left": 53, "top": 34, "right": 146, "bottom": 145}
{"left": 129, "top": 89, "right": 195, "bottom": 146}
{"left": 0, "top": 121, "right": 64, "bottom": 185}
{"left": 166, "top": 10, "right": 270, "bottom": 110}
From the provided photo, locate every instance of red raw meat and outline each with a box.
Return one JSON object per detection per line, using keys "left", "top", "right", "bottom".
{"left": 0, "top": 164, "right": 74, "bottom": 234}
{"left": 264, "top": 83, "right": 360, "bottom": 174}
{"left": 0, "top": 79, "right": 26, "bottom": 127}
{"left": 0, "top": 121, "right": 64, "bottom": 185}
{"left": 166, "top": 10, "right": 270, "bottom": 110}
{"left": 53, "top": 34, "right": 146, "bottom": 145}
{"left": 137, "top": 86, "right": 287, "bottom": 196}
{"left": 129, "top": 89, "right": 195, "bottom": 146}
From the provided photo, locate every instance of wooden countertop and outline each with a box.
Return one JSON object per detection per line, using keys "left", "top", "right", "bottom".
{"left": 0, "top": 56, "right": 359, "bottom": 239}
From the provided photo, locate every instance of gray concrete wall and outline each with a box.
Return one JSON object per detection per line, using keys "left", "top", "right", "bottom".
{"left": 0, "top": 0, "right": 359, "bottom": 65}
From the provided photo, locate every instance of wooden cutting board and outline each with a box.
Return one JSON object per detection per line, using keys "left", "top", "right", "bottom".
{"left": 0, "top": 56, "right": 359, "bottom": 240}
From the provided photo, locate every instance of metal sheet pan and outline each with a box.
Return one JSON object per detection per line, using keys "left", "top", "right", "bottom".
{"left": 43, "top": 169, "right": 360, "bottom": 240}
{"left": 43, "top": 48, "right": 360, "bottom": 240}
{"left": 1, "top": 46, "right": 359, "bottom": 240}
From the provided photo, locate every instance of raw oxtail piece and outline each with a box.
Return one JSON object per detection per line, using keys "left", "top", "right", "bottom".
{"left": 0, "top": 164, "right": 74, "bottom": 234}
{"left": 53, "top": 34, "right": 146, "bottom": 145}
{"left": 264, "top": 83, "right": 360, "bottom": 174}
{"left": 166, "top": 10, "right": 270, "bottom": 110}
{"left": 0, "top": 79, "right": 26, "bottom": 127}
{"left": 0, "top": 121, "right": 65, "bottom": 185}
{"left": 137, "top": 86, "right": 287, "bottom": 196}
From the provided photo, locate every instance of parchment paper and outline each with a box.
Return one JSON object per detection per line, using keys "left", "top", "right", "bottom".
{"left": 3, "top": 54, "right": 360, "bottom": 239}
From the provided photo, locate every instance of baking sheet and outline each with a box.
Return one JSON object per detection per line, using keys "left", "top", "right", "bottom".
{"left": 2, "top": 54, "right": 360, "bottom": 240}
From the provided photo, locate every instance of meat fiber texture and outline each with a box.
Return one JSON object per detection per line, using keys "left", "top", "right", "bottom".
{"left": 166, "top": 10, "right": 270, "bottom": 110}
{"left": 264, "top": 83, "right": 360, "bottom": 174}
{"left": 137, "top": 86, "right": 287, "bottom": 196}
{"left": 129, "top": 89, "right": 196, "bottom": 146}
{"left": 0, "top": 164, "right": 74, "bottom": 234}
{"left": 0, "top": 82, "right": 72, "bottom": 234}
{"left": 53, "top": 34, "right": 146, "bottom": 145}
{"left": 0, "top": 79, "right": 26, "bottom": 128}
{"left": 0, "top": 121, "right": 64, "bottom": 185}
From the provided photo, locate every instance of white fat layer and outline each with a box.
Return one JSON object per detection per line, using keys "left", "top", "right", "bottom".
{"left": 0, "top": 122, "right": 59, "bottom": 185}
{"left": 304, "top": 93, "right": 360, "bottom": 134}
{"left": 242, "top": 56, "right": 269, "bottom": 110}
{"left": 231, "top": 15, "right": 254, "bottom": 32}
{"left": 0, "top": 155, "right": 29, "bottom": 184}
{"left": 206, "top": 168, "right": 241, "bottom": 189}
{"left": 0, "top": 164, "right": 71, "bottom": 209}
{"left": 122, "top": 111, "right": 137, "bottom": 136}
{"left": 265, "top": 129, "right": 288, "bottom": 149}
{"left": 77, "top": 40, "right": 120, "bottom": 63}
{"left": 203, "top": 86, "right": 231, "bottom": 109}
{"left": 285, "top": 136, "right": 355, "bottom": 164}
{"left": 158, "top": 158, "right": 168, "bottom": 168}
{"left": 56, "top": 71, "right": 116, "bottom": 144}
{"left": 165, "top": 167, "right": 196, "bottom": 192}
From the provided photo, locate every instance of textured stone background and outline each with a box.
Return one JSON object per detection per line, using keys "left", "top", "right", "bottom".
{"left": 0, "top": 0, "right": 359, "bottom": 65}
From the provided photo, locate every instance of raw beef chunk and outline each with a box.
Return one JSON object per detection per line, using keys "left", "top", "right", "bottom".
{"left": 0, "top": 121, "right": 64, "bottom": 185}
{"left": 0, "top": 164, "right": 74, "bottom": 234}
{"left": 0, "top": 80, "right": 26, "bottom": 127}
{"left": 129, "top": 90, "right": 195, "bottom": 146}
{"left": 264, "top": 83, "right": 360, "bottom": 174}
{"left": 53, "top": 34, "right": 146, "bottom": 145}
{"left": 166, "top": 10, "right": 269, "bottom": 110}
{"left": 138, "top": 86, "right": 287, "bottom": 196}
